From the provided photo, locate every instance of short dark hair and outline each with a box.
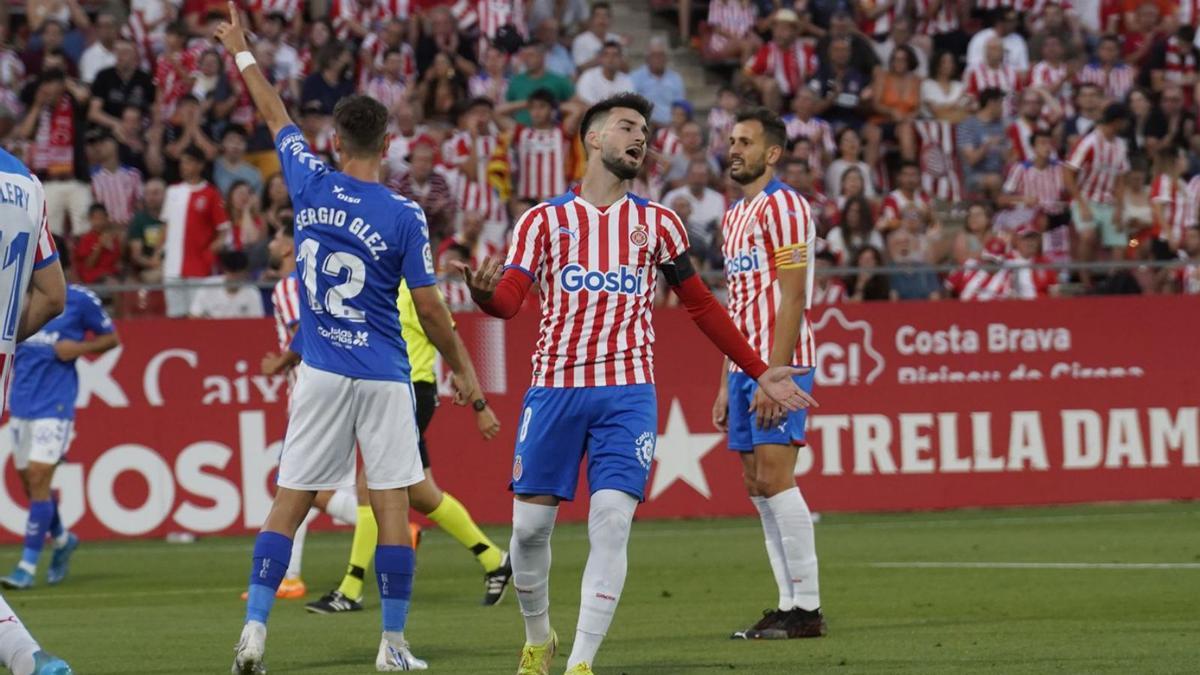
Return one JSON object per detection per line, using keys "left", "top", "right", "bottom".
{"left": 1102, "top": 101, "right": 1130, "bottom": 124}
{"left": 898, "top": 159, "right": 920, "bottom": 173}
{"left": 222, "top": 126, "right": 246, "bottom": 141}
{"left": 734, "top": 106, "right": 787, "bottom": 151}
{"left": 1030, "top": 129, "right": 1053, "bottom": 145}
{"left": 978, "top": 87, "right": 1006, "bottom": 108}
{"left": 528, "top": 87, "right": 558, "bottom": 108}
{"left": 892, "top": 44, "right": 918, "bottom": 73}
{"left": 601, "top": 40, "right": 622, "bottom": 53}
{"left": 579, "top": 92, "right": 654, "bottom": 141}
{"left": 88, "top": 203, "right": 108, "bottom": 217}
{"left": 181, "top": 145, "right": 207, "bottom": 163}
{"left": 591, "top": 2, "right": 611, "bottom": 16}
{"left": 219, "top": 249, "right": 249, "bottom": 273}
{"left": 333, "top": 95, "right": 390, "bottom": 157}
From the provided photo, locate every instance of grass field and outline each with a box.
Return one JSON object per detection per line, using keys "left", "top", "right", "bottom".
{"left": 3, "top": 501, "right": 1199, "bottom": 674}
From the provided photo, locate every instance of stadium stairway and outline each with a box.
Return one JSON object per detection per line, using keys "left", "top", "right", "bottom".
{"left": 611, "top": 1, "right": 719, "bottom": 114}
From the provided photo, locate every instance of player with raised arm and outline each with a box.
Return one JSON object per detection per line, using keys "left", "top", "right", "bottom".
{"left": 214, "top": 5, "right": 480, "bottom": 672}
{"left": 1, "top": 284, "right": 119, "bottom": 592}
{"left": 454, "top": 92, "right": 817, "bottom": 675}
{"left": 0, "top": 146, "right": 73, "bottom": 674}
{"left": 712, "top": 107, "right": 827, "bottom": 641}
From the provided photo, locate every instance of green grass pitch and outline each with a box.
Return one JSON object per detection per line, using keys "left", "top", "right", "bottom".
{"left": 3, "top": 502, "right": 1198, "bottom": 674}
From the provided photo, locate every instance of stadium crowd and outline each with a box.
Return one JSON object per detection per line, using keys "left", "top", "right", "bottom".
{"left": 2, "top": 0, "right": 1200, "bottom": 317}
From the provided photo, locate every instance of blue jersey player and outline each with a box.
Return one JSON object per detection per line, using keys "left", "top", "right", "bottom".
{"left": 215, "top": 5, "right": 482, "bottom": 672}
{"left": 2, "top": 286, "right": 118, "bottom": 591}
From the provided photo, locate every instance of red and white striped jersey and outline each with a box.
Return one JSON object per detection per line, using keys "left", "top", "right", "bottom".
{"left": 1065, "top": 130, "right": 1130, "bottom": 205}
{"left": 90, "top": 165, "right": 144, "bottom": 227}
{"left": 1179, "top": 1, "right": 1200, "bottom": 47}
{"left": 946, "top": 260, "right": 1012, "bottom": 301}
{"left": 653, "top": 127, "right": 684, "bottom": 162}
{"left": 512, "top": 125, "right": 570, "bottom": 201}
{"left": 1007, "top": 254, "right": 1056, "bottom": 299}
{"left": 162, "top": 181, "right": 230, "bottom": 278}
{"left": 913, "top": 120, "right": 963, "bottom": 202}
{"left": 720, "top": 178, "right": 816, "bottom": 369}
{"left": 879, "top": 189, "right": 932, "bottom": 225}
{"left": 271, "top": 272, "right": 301, "bottom": 353}
{"left": 451, "top": 0, "right": 526, "bottom": 39}
{"left": 782, "top": 114, "right": 836, "bottom": 157}
{"left": 1076, "top": 63, "right": 1135, "bottom": 102}
{"left": 363, "top": 76, "right": 408, "bottom": 112}
{"left": 913, "top": 0, "right": 961, "bottom": 35}
{"left": 1003, "top": 160, "right": 1068, "bottom": 214}
{"left": 254, "top": 0, "right": 303, "bottom": 14}
{"left": 861, "top": 0, "right": 908, "bottom": 37}
{"left": 123, "top": 9, "right": 157, "bottom": 72}
{"left": 1151, "top": 174, "right": 1191, "bottom": 245}
{"left": 706, "top": 107, "right": 737, "bottom": 159}
{"left": 745, "top": 40, "right": 819, "bottom": 97}
{"left": 331, "top": 0, "right": 408, "bottom": 41}
{"left": 0, "top": 164, "right": 54, "bottom": 415}
{"left": 1006, "top": 117, "right": 1053, "bottom": 164}
{"left": 1161, "top": 36, "right": 1198, "bottom": 84}
{"left": 357, "top": 35, "right": 416, "bottom": 88}
{"left": 964, "top": 63, "right": 1024, "bottom": 99}
{"left": 154, "top": 49, "right": 197, "bottom": 122}
{"left": 1178, "top": 261, "right": 1200, "bottom": 294}
{"left": 1185, "top": 176, "right": 1200, "bottom": 232}
{"left": 1030, "top": 60, "right": 1074, "bottom": 118}
{"left": 441, "top": 131, "right": 507, "bottom": 223}
{"left": 973, "top": 0, "right": 1019, "bottom": 9}
{"left": 810, "top": 279, "right": 846, "bottom": 306}
{"left": 707, "top": 0, "right": 757, "bottom": 53}
{"left": 504, "top": 190, "right": 691, "bottom": 388}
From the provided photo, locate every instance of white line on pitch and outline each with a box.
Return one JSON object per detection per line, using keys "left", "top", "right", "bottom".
{"left": 865, "top": 561, "right": 1200, "bottom": 570}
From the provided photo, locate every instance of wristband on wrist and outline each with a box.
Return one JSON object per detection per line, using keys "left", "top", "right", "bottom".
{"left": 235, "top": 51, "right": 257, "bottom": 72}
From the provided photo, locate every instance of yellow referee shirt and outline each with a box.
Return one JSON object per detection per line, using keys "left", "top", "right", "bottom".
{"left": 397, "top": 281, "right": 448, "bottom": 384}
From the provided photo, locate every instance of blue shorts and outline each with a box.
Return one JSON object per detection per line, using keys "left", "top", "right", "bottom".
{"left": 510, "top": 384, "right": 657, "bottom": 501}
{"left": 726, "top": 370, "right": 815, "bottom": 452}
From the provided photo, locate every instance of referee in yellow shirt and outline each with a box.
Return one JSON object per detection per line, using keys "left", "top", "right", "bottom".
{"left": 307, "top": 281, "right": 513, "bottom": 612}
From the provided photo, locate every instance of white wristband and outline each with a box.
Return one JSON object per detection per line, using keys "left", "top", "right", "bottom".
{"left": 235, "top": 51, "right": 257, "bottom": 72}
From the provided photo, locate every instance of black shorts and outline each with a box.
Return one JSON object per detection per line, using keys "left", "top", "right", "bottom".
{"left": 413, "top": 381, "right": 437, "bottom": 469}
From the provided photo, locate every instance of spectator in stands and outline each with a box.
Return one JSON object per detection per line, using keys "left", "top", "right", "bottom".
{"left": 631, "top": 36, "right": 686, "bottom": 127}
{"left": 810, "top": 250, "right": 847, "bottom": 305}
{"left": 952, "top": 202, "right": 995, "bottom": 264}
{"left": 163, "top": 147, "right": 230, "bottom": 318}
{"left": 572, "top": 2, "right": 623, "bottom": 71}
{"left": 418, "top": 52, "right": 470, "bottom": 124}
{"left": 21, "top": 20, "right": 74, "bottom": 79}
{"left": 213, "top": 127, "right": 263, "bottom": 197}
{"left": 703, "top": 0, "right": 761, "bottom": 63}
{"left": 1123, "top": 88, "right": 1167, "bottom": 159}
{"left": 16, "top": 67, "right": 92, "bottom": 236}
{"left": 414, "top": 6, "right": 477, "bottom": 76}
{"left": 87, "top": 128, "right": 142, "bottom": 229}
{"left": 921, "top": 49, "right": 969, "bottom": 124}
{"left": 129, "top": 177, "right": 167, "bottom": 284}
{"left": 873, "top": 15, "right": 928, "bottom": 79}
{"left": 1066, "top": 102, "right": 1132, "bottom": 263}
{"left": 1177, "top": 226, "right": 1200, "bottom": 293}
{"left": 73, "top": 204, "right": 122, "bottom": 285}
{"left": 826, "top": 127, "right": 877, "bottom": 201}
{"left": 885, "top": 229, "right": 942, "bottom": 300}
{"left": 115, "top": 105, "right": 152, "bottom": 174}
{"left": 507, "top": 41, "right": 574, "bottom": 126}
{"left": 388, "top": 141, "right": 457, "bottom": 240}
{"left": 847, "top": 245, "right": 894, "bottom": 301}
{"left": 575, "top": 41, "right": 634, "bottom": 106}
{"left": 957, "top": 88, "right": 1009, "bottom": 198}
{"left": 810, "top": 36, "right": 871, "bottom": 130}
{"left": 1065, "top": 82, "right": 1105, "bottom": 149}
{"left": 89, "top": 39, "right": 155, "bottom": 136}
{"left": 663, "top": 160, "right": 726, "bottom": 255}
{"left": 260, "top": 173, "right": 293, "bottom": 234}
{"left": 189, "top": 250, "right": 265, "bottom": 319}
{"left": 665, "top": 120, "right": 721, "bottom": 188}
{"left": 468, "top": 45, "right": 510, "bottom": 107}
{"left": 258, "top": 12, "right": 302, "bottom": 85}
{"left": 1116, "top": 158, "right": 1152, "bottom": 254}
{"left": 836, "top": 165, "right": 870, "bottom": 208}
{"left": 1078, "top": 34, "right": 1135, "bottom": 104}
{"left": 877, "top": 160, "right": 936, "bottom": 235}
{"left": 190, "top": 49, "right": 236, "bottom": 124}
{"left": 745, "top": 9, "right": 816, "bottom": 112}
{"left": 1009, "top": 224, "right": 1058, "bottom": 298}
{"left": 533, "top": 17, "right": 576, "bottom": 78}
{"left": 706, "top": 86, "right": 740, "bottom": 166}
{"left": 868, "top": 44, "right": 920, "bottom": 160}
{"left": 79, "top": 12, "right": 118, "bottom": 85}
{"left": 966, "top": 7, "right": 1028, "bottom": 71}
{"left": 1156, "top": 85, "right": 1198, "bottom": 155}
{"left": 302, "top": 44, "right": 355, "bottom": 116}
{"left": 226, "top": 180, "right": 267, "bottom": 265}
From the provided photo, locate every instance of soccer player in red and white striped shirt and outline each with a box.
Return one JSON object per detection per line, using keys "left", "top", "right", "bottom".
{"left": 1077, "top": 35, "right": 1135, "bottom": 103}
{"left": 1065, "top": 103, "right": 1131, "bottom": 259}
{"left": 715, "top": 107, "right": 826, "bottom": 641}
{"left": 454, "top": 94, "right": 812, "bottom": 674}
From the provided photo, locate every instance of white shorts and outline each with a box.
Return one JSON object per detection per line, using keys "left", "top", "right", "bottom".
{"left": 10, "top": 418, "right": 74, "bottom": 470}
{"left": 277, "top": 363, "right": 424, "bottom": 491}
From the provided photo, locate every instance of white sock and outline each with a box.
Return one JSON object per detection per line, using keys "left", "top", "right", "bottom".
{"left": 767, "top": 487, "right": 820, "bottom": 611}
{"left": 325, "top": 488, "right": 358, "bottom": 525}
{"left": 0, "top": 597, "right": 40, "bottom": 675}
{"left": 510, "top": 499, "right": 558, "bottom": 644}
{"left": 751, "top": 496, "right": 793, "bottom": 610}
{"left": 566, "top": 489, "right": 637, "bottom": 669}
{"left": 286, "top": 508, "right": 320, "bottom": 579}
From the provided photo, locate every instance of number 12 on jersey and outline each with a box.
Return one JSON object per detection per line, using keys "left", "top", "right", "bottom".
{"left": 298, "top": 239, "right": 366, "bottom": 322}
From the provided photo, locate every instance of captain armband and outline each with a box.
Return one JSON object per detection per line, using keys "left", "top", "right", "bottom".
{"left": 773, "top": 243, "right": 808, "bottom": 270}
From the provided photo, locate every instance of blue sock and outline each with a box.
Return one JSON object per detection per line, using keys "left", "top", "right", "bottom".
{"left": 245, "top": 531, "right": 292, "bottom": 625}
{"left": 375, "top": 545, "right": 415, "bottom": 633}
{"left": 48, "top": 495, "right": 64, "bottom": 541}
{"left": 20, "top": 501, "right": 54, "bottom": 570}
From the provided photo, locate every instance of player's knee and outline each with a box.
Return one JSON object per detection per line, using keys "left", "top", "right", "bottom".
{"left": 587, "top": 490, "right": 637, "bottom": 550}
{"left": 512, "top": 513, "right": 555, "bottom": 547}
{"left": 753, "top": 466, "right": 796, "bottom": 497}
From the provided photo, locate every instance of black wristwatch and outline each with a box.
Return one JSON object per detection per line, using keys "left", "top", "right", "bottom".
{"left": 472, "top": 398, "right": 488, "bottom": 412}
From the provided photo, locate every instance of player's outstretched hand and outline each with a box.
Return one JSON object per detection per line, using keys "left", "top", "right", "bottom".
{"left": 476, "top": 405, "right": 501, "bottom": 440}
{"left": 450, "top": 257, "right": 503, "bottom": 302}
{"left": 214, "top": 1, "right": 250, "bottom": 55}
{"left": 753, "top": 366, "right": 818, "bottom": 413}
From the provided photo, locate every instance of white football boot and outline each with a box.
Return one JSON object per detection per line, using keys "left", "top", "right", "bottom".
{"left": 231, "top": 620, "right": 267, "bottom": 674}
{"left": 376, "top": 633, "right": 428, "bottom": 671}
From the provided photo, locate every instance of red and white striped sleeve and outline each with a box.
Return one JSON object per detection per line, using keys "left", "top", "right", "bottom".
{"left": 504, "top": 205, "right": 547, "bottom": 277}
{"left": 880, "top": 193, "right": 901, "bottom": 222}
{"left": 32, "top": 186, "right": 57, "bottom": 269}
{"left": 1150, "top": 174, "right": 1171, "bottom": 205}
{"left": 1064, "top": 134, "right": 1093, "bottom": 172}
{"left": 1002, "top": 163, "right": 1025, "bottom": 195}
{"left": 768, "top": 191, "right": 811, "bottom": 269}
{"left": 654, "top": 204, "right": 691, "bottom": 264}
{"left": 276, "top": 276, "right": 302, "bottom": 328}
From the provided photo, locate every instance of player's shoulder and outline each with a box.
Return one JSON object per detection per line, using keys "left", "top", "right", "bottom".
{"left": 0, "top": 147, "right": 31, "bottom": 178}
{"left": 764, "top": 178, "right": 808, "bottom": 209}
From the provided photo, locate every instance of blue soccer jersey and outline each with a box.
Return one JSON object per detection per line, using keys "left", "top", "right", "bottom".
{"left": 10, "top": 285, "right": 114, "bottom": 420}
{"left": 275, "top": 125, "right": 436, "bottom": 382}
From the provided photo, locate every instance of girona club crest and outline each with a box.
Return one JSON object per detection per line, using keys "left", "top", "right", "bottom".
{"left": 629, "top": 226, "right": 648, "bottom": 248}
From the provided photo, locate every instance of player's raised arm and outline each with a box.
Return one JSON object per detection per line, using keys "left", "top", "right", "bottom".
{"left": 214, "top": 1, "right": 293, "bottom": 139}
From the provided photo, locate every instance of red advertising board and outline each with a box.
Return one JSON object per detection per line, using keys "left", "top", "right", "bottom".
{"left": 1, "top": 295, "right": 1198, "bottom": 542}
